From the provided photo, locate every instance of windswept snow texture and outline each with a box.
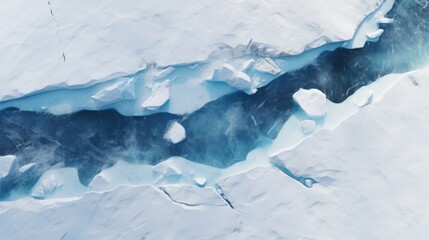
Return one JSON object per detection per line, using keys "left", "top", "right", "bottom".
{"left": 0, "top": 0, "right": 381, "bottom": 100}
{"left": 0, "top": 0, "right": 428, "bottom": 198}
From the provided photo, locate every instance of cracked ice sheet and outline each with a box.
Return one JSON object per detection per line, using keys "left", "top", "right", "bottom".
{"left": 160, "top": 184, "right": 227, "bottom": 207}
{"left": 0, "top": 185, "right": 261, "bottom": 240}
{"left": 1, "top": 67, "right": 429, "bottom": 239}
{"left": 0, "top": 0, "right": 382, "bottom": 102}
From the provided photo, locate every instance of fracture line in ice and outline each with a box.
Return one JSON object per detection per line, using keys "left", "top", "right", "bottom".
{"left": 13, "top": 68, "right": 407, "bottom": 201}
{"left": 0, "top": 0, "right": 392, "bottom": 117}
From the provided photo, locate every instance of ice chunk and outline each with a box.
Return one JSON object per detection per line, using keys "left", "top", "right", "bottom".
{"left": 91, "top": 78, "right": 135, "bottom": 106}
{"left": 301, "top": 120, "right": 316, "bottom": 134}
{"left": 91, "top": 81, "right": 126, "bottom": 105}
{"left": 0, "top": 155, "right": 16, "bottom": 178}
{"left": 164, "top": 121, "right": 186, "bottom": 144}
{"left": 18, "top": 163, "right": 36, "bottom": 173}
{"left": 31, "top": 186, "right": 45, "bottom": 199}
{"left": 214, "top": 64, "right": 253, "bottom": 91}
{"left": 234, "top": 71, "right": 252, "bottom": 90}
{"left": 31, "top": 168, "right": 84, "bottom": 199}
{"left": 122, "top": 78, "right": 136, "bottom": 100}
{"left": 154, "top": 67, "right": 175, "bottom": 80}
{"left": 193, "top": 177, "right": 207, "bottom": 187}
{"left": 31, "top": 174, "right": 60, "bottom": 199}
{"left": 305, "top": 179, "right": 314, "bottom": 188}
{"left": 293, "top": 88, "right": 327, "bottom": 118}
{"left": 254, "top": 58, "right": 281, "bottom": 75}
{"left": 377, "top": 17, "right": 394, "bottom": 24}
{"left": 41, "top": 175, "right": 60, "bottom": 193}
{"left": 153, "top": 160, "right": 182, "bottom": 177}
{"left": 376, "top": 14, "right": 394, "bottom": 24}
{"left": 366, "top": 29, "right": 384, "bottom": 39}
{"left": 241, "top": 59, "right": 255, "bottom": 71}
{"left": 217, "top": 64, "right": 237, "bottom": 83}
{"left": 354, "top": 90, "right": 374, "bottom": 108}
{"left": 142, "top": 79, "right": 171, "bottom": 110}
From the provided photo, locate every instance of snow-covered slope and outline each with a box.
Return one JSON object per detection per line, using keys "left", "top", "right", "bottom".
{"left": 0, "top": 0, "right": 384, "bottom": 115}
{"left": 1, "top": 65, "right": 428, "bottom": 239}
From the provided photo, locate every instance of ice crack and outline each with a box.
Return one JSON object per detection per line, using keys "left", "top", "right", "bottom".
{"left": 47, "top": 1, "right": 66, "bottom": 62}
{"left": 160, "top": 187, "right": 199, "bottom": 207}
{"left": 271, "top": 157, "right": 317, "bottom": 188}
{"left": 215, "top": 185, "right": 235, "bottom": 209}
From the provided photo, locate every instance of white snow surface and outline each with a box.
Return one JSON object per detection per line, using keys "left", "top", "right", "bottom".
{"left": 1, "top": 186, "right": 254, "bottom": 240}
{"left": 0, "top": 0, "right": 382, "bottom": 103}
{"left": 1, "top": 66, "right": 429, "bottom": 239}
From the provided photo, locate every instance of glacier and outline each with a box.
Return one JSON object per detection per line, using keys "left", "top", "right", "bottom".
{"left": 1, "top": 0, "right": 429, "bottom": 239}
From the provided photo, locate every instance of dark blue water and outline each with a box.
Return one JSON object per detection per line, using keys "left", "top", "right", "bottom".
{"left": 0, "top": 0, "right": 428, "bottom": 198}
